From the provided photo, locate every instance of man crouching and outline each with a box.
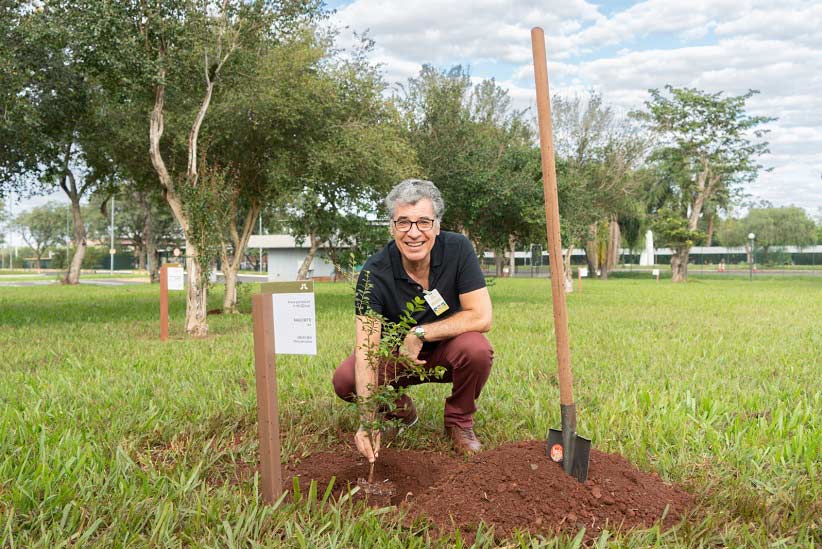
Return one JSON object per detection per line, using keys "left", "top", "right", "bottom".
{"left": 332, "top": 179, "right": 493, "bottom": 463}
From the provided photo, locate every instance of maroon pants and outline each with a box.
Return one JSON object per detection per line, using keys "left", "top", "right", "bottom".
{"left": 332, "top": 332, "right": 493, "bottom": 428}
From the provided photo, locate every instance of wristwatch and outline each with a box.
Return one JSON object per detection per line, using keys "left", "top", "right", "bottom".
{"left": 413, "top": 325, "right": 426, "bottom": 341}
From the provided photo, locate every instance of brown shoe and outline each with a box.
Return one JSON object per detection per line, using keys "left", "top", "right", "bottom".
{"left": 445, "top": 425, "right": 482, "bottom": 456}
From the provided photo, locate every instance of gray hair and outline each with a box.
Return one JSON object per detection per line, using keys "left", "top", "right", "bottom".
{"left": 385, "top": 179, "right": 445, "bottom": 221}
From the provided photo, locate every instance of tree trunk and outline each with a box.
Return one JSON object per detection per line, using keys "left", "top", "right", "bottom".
{"left": 585, "top": 222, "right": 598, "bottom": 275}
{"left": 494, "top": 248, "right": 504, "bottom": 277}
{"left": 221, "top": 202, "right": 260, "bottom": 312}
{"left": 138, "top": 191, "right": 159, "bottom": 283}
{"left": 183, "top": 239, "right": 208, "bottom": 336}
{"left": 473, "top": 241, "right": 486, "bottom": 275}
{"left": 705, "top": 212, "right": 715, "bottom": 247}
{"left": 221, "top": 244, "right": 239, "bottom": 313}
{"left": 601, "top": 215, "right": 620, "bottom": 279}
{"left": 150, "top": 77, "right": 208, "bottom": 336}
{"left": 671, "top": 248, "right": 689, "bottom": 282}
{"left": 673, "top": 165, "right": 715, "bottom": 284}
{"left": 297, "top": 234, "right": 320, "bottom": 280}
{"left": 562, "top": 243, "right": 574, "bottom": 293}
{"left": 63, "top": 194, "right": 86, "bottom": 285}
{"left": 508, "top": 234, "right": 516, "bottom": 278}
{"left": 147, "top": 243, "right": 159, "bottom": 283}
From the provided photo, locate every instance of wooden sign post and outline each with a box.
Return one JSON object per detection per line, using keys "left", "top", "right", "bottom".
{"left": 251, "top": 281, "right": 316, "bottom": 504}
{"left": 159, "top": 264, "right": 184, "bottom": 341}
{"left": 251, "top": 293, "right": 283, "bottom": 504}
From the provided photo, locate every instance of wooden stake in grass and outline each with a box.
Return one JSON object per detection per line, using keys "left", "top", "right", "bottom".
{"left": 251, "top": 293, "right": 283, "bottom": 504}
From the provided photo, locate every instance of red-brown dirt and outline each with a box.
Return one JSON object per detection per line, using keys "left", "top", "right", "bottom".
{"left": 284, "top": 440, "right": 694, "bottom": 542}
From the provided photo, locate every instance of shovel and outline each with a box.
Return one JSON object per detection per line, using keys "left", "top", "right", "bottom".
{"left": 530, "top": 27, "right": 591, "bottom": 483}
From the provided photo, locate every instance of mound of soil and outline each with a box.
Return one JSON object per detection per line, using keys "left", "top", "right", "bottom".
{"left": 285, "top": 440, "right": 693, "bottom": 542}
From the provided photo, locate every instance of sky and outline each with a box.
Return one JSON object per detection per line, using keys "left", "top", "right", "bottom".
{"left": 6, "top": 0, "right": 821, "bottom": 238}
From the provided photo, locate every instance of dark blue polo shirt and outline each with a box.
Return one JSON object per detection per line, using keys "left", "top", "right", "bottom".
{"left": 355, "top": 231, "right": 486, "bottom": 333}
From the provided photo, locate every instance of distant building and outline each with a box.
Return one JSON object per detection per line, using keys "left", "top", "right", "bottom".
{"left": 248, "top": 234, "right": 340, "bottom": 281}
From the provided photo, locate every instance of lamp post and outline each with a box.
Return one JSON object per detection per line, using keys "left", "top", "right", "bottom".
{"left": 748, "top": 232, "right": 755, "bottom": 281}
{"left": 110, "top": 195, "right": 115, "bottom": 274}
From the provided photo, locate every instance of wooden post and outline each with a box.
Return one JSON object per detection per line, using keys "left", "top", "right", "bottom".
{"left": 160, "top": 264, "right": 169, "bottom": 342}
{"left": 251, "top": 293, "right": 283, "bottom": 504}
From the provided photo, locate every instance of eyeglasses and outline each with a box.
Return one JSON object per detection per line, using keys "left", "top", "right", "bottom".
{"left": 393, "top": 217, "right": 436, "bottom": 232}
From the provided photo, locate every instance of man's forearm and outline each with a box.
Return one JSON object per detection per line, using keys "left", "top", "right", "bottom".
{"left": 419, "top": 308, "right": 491, "bottom": 342}
{"left": 354, "top": 348, "right": 376, "bottom": 399}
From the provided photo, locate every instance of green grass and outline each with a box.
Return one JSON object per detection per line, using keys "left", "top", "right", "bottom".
{"left": 1, "top": 278, "right": 820, "bottom": 547}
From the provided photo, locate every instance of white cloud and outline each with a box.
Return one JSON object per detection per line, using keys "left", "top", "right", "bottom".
{"left": 328, "top": 0, "right": 822, "bottom": 213}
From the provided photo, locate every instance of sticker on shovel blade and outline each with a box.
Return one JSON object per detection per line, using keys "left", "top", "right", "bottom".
{"left": 549, "top": 443, "right": 563, "bottom": 462}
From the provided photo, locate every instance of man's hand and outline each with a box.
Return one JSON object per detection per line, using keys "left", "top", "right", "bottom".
{"left": 355, "top": 427, "right": 381, "bottom": 463}
{"left": 400, "top": 332, "right": 425, "bottom": 365}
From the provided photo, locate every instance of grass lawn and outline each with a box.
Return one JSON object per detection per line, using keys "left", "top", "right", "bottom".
{"left": 1, "top": 278, "right": 819, "bottom": 547}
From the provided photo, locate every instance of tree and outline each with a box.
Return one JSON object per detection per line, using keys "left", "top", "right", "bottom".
{"left": 13, "top": 202, "right": 67, "bottom": 269}
{"left": 0, "top": 2, "right": 112, "bottom": 284}
{"left": 399, "top": 65, "right": 476, "bottom": 233}
{"left": 721, "top": 206, "right": 817, "bottom": 263}
{"left": 279, "top": 41, "right": 418, "bottom": 283}
{"left": 60, "top": 0, "right": 324, "bottom": 334}
{"left": 633, "top": 86, "right": 773, "bottom": 282}
{"left": 465, "top": 82, "right": 543, "bottom": 276}
{"left": 205, "top": 29, "right": 348, "bottom": 310}
{"left": 747, "top": 207, "right": 817, "bottom": 259}
{"left": 400, "top": 66, "right": 542, "bottom": 276}
{"left": 551, "top": 92, "right": 647, "bottom": 282}
{"left": 87, "top": 191, "right": 182, "bottom": 280}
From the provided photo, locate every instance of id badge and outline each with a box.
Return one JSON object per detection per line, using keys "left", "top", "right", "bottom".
{"left": 423, "top": 289, "right": 449, "bottom": 316}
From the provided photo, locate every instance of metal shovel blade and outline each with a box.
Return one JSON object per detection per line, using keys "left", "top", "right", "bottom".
{"left": 547, "top": 428, "right": 591, "bottom": 482}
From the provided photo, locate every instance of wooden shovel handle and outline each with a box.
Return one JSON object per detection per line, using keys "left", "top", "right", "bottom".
{"left": 531, "top": 27, "right": 574, "bottom": 406}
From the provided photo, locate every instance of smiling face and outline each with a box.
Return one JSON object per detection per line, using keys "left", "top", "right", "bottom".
{"left": 390, "top": 199, "right": 440, "bottom": 266}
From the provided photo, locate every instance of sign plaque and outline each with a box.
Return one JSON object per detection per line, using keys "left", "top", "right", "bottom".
{"left": 167, "top": 267, "right": 185, "bottom": 291}
{"left": 260, "top": 281, "right": 317, "bottom": 355}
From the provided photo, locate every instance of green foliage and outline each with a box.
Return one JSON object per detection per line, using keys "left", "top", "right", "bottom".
{"left": 651, "top": 210, "right": 703, "bottom": 251}
{"left": 13, "top": 202, "right": 68, "bottom": 263}
{"left": 718, "top": 206, "right": 817, "bottom": 264}
{"left": 400, "top": 66, "right": 542, "bottom": 251}
{"left": 355, "top": 271, "right": 444, "bottom": 439}
{"left": 553, "top": 93, "right": 647, "bottom": 250}
{"left": 745, "top": 207, "right": 816, "bottom": 251}
{"left": 634, "top": 86, "right": 773, "bottom": 225}
{"left": 266, "top": 35, "right": 418, "bottom": 272}
{"left": 179, "top": 166, "right": 235, "bottom": 289}
{"left": 633, "top": 86, "right": 773, "bottom": 280}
